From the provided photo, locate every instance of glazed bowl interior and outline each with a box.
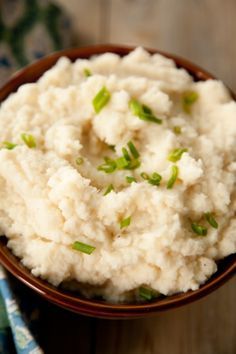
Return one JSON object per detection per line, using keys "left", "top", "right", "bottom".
{"left": 0, "top": 45, "right": 235, "bottom": 319}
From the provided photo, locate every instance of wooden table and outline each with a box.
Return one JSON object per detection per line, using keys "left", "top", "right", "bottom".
{"left": 48, "top": 1, "right": 235, "bottom": 353}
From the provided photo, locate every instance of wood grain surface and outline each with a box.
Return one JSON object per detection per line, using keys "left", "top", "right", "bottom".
{"left": 52, "top": 1, "right": 236, "bottom": 353}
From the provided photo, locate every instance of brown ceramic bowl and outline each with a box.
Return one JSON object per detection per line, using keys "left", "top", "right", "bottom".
{"left": 0, "top": 45, "right": 235, "bottom": 319}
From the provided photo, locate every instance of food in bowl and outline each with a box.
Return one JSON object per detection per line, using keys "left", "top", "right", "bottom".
{"left": 0, "top": 47, "right": 235, "bottom": 303}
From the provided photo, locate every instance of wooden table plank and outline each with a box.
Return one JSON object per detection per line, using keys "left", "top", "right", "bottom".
{"left": 95, "top": 278, "right": 236, "bottom": 354}
{"left": 108, "top": 0, "right": 236, "bottom": 91}
{"left": 55, "top": 0, "right": 103, "bottom": 44}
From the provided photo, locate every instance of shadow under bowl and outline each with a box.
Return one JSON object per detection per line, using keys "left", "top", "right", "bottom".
{"left": 0, "top": 44, "right": 235, "bottom": 319}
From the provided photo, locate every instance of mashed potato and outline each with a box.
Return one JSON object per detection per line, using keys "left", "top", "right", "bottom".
{"left": 0, "top": 47, "right": 235, "bottom": 302}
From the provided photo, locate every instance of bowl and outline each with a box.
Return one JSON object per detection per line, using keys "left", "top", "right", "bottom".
{"left": 0, "top": 45, "right": 235, "bottom": 319}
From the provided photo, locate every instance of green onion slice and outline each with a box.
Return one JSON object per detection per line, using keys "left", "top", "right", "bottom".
{"left": 75, "top": 157, "right": 84, "bottom": 166}
{"left": 98, "top": 140, "right": 141, "bottom": 174}
{"left": 120, "top": 216, "right": 131, "bottom": 229}
{"left": 148, "top": 172, "right": 162, "bottom": 186}
{"left": 205, "top": 213, "right": 218, "bottom": 229}
{"left": 2, "top": 141, "right": 17, "bottom": 150}
{"left": 141, "top": 172, "right": 162, "bottom": 186}
{"left": 126, "top": 176, "right": 137, "bottom": 184}
{"left": 21, "top": 133, "right": 36, "bottom": 148}
{"left": 129, "top": 99, "right": 162, "bottom": 124}
{"left": 173, "top": 126, "right": 182, "bottom": 135}
{"left": 125, "top": 159, "right": 140, "bottom": 170}
{"left": 93, "top": 86, "right": 111, "bottom": 113}
{"left": 167, "top": 165, "right": 179, "bottom": 189}
{"left": 97, "top": 163, "right": 116, "bottom": 174}
{"left": 139, "top": 286, "right": 158, "bottom": 301}
{"left": 72, "top": 241, "right": 96, "bottom": 255}
{"left": 191, "top": 223, "right": 208, "bottom": 236}
{"left": 116, "top": 156, "right": 129, "bottom": 169}
{"left": 103, "top": 184, "right": 114, "bottom": 196}
{"left": 182, "top": 90, "right": 199, "bottom": 114}
{"left": 84, "top": 68, "right": 92, "bottom": 77}
{"left": 122, "top": 147, "right": 131, "bottom": 161}
{"left": 97, "top": 157, "right": 117, "bottom": 174}
{"left": 127, "top": 140, "right": 140, "bottom": 158}
{"left": 168, "top": 148, "right": 188, "bottom": 162}
{"left": 140, "top": 172, "right": 149, "bottom": 180}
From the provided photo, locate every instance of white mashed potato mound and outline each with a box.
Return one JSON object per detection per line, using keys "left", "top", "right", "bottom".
{"left": 0, "top": 47, "right": 235, "bottom": 302}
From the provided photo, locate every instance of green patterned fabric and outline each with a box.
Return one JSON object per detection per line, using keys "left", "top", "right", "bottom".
{"left": 0, "top": 2, "right": 73, "bottom": 352}
{"left": 0, "top": 0, "right": 73, "bottom": 85}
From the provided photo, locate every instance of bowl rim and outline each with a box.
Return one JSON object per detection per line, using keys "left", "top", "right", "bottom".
{"left": 0, "top": 44, "right": 235, "bottom": 319}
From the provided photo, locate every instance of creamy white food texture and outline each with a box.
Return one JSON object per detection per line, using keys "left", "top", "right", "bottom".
{"left": 0, "top": 48, "right": 235, "bottom": 302}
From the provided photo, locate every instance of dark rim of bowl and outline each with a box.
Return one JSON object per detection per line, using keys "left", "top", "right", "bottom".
{"left": 0, "top": 44, "right": 235, "bottom": 319}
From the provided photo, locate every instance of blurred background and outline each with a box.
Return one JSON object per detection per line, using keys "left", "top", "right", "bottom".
{"left": 0, "top": 0, "right": 235, "bottom": 353}
{"left": 57, "top": 0, "right": 236, "bottom": 92}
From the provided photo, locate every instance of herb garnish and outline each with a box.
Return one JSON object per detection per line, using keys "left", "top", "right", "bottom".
{"left": 139, "top": 286, "right": 158, "bottom": 301}
{"left": 126, "top": 176, "right": 137, "bottom": 184}
{"left": 141, "top": 172, "right": 162, "bottom": 186}
{"left": 167, "top": 165, "right": 179, "bottom": 189}
{"left": 191, "top": 223, "right": 208, "bottom": 236}
{"left": 173, "top": 126, "right": 182, "bottom": 135}
{"left": 84, "top": 68, "right": 92, "bottom": 77}
{"left": 97, "top": 157, "right": 117, "bottom": 174}
{"left": 21, "top": 133, "right": 36, "bottom": 148}
{"left": 72, "top": 241, "right": 96, "bottom": 255}
{"left": 97, "top": 142, "right": 141, "bottom": 173}
{"left": 205, "top": 213, "right": 218, "bottom": 229}
{"left": 129, "top": 99, "right": 162, "bottom": 124}
{"left": 75, "top": 157, "right": 84, "bottom": 166}
{"left": 103, "top": 184, "right": 114, "bottom": 196}
{"left": 2, "top": 141, "right": 17, "bottom": 150}
{"left": 127, "top": 140, "right": 140, "bottom": 159}
{"left": 182, "top": 91, "right": 198, "bottom": 114}
{"left": 120, "top": 216, "right": 131, "bottom": 229}
{"left": 93, "top": 86, "right": 111, "bottom": 113}
{"left": 168, "top": 148, "right": 188, "bottom": 162}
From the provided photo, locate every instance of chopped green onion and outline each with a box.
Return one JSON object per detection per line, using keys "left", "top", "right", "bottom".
{"left": 129, "top": 99, "right": 162, "bottom": 124}
{"left": 126, "top": 176, "right": 137, "bottom": 184}
{"left": 21, "top": 133, "right": 36, "bottom": 148}
{"left": 103, "top": 184, "right": 114, "bottom": 196}
{"left": 75, "top": 157, "right": 84, "bottom": 166}
{"left": 140, "top": 172, "right": 149, "bottom": 180}
{"left": 148, "top": 172, "right": 162, "bottom": 186}
{"left": 84, "top": 68, "right": 92, "bottom": 77}
{"left": 168, "top": 148, "right": 188, "bottom": 162}
{"left": 167, "top": 165, "right": 179, "bottom": 189}
{"left": 93, "top": 86, "right": 111, "bottom": 113}
{"left": 72, "top": 241, "right": 96, "bottom": 255}
{"left": 98, "top": 140, "right": 141, "bottom": 174}
{"left": 122, "top": 147, "right": 131, "bottom": 161}
{"left": 97, "top": 164, "right": 116, "bottom": 173}
{"left": 104, "top": 156, "right": 113, "bottom": 163}
{"left": 2, "top": 141, "right": 17, "bottom": 150}
{"left": 97, "top": 157, "right": 116, "bottom": 173}
{"left": 191, "top": 223, "right": 208, "bottom": 236}
{"left": 125, "top": 159, "right": 140, "bottom": 170}
{"left": 173, "top": 126, "right": 182, "bottom": 135}
{"left": 182, "top": 90, "right": 199, "bottom": 114}
{"left": 120, "top": 216, "right": 131, "bottom": 229}
{"left": 139, "top": 286, "right": 158, "bottom": 301}
{"left": 141, "top": 172, "right": 162, "bottom": 186}
{"left": 116, "top": 156, "right": 129, "bottom": 169}
{"left": 127, "top": 140, "right": 140, "bottom": 158}
{"left": 205, "top": 213, "right": 218, "bottom": 229}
